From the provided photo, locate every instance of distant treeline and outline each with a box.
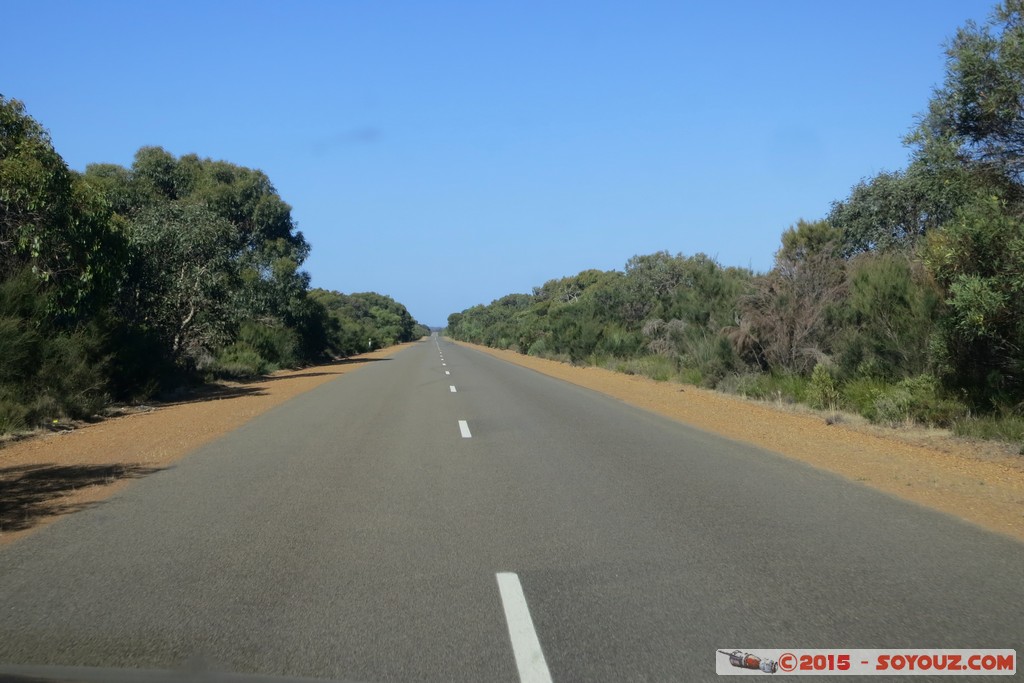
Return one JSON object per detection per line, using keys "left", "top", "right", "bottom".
{"left": 0, "top": 96, "right": 426, "bottom": 434}
{"left": 448, "top": 2, "right": 1024, "bottom": 446}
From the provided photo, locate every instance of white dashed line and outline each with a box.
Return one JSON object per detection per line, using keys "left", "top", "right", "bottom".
{"left": 449, "top": 385, "right": 457, "bottom": 393}
{"left": 445, "top": 370, "right": 450, "bottom": 375}
{"left": 458, "top": 420, "right": 472, "bottom": 438}
{"left": 496, "top": 573, "right": 553, "bottom": 683}
{"left": 442, "top": 363, "right": 446, "bottom": 366}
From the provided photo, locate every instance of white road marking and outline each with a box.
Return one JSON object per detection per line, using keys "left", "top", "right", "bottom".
{"left": 445, "top": 370, "right": 450, "bottom": 375}
{"left": 442, "top": 363, "right": 447, "bottom": 366}
{"left": 450, "top": 385, "right": 457, "bottom": 393}
{"left": 458, "top": 420, "right": 471, "bottom": 438}
{"left": 496, "top": 573, "right": 553, "bottom": 683}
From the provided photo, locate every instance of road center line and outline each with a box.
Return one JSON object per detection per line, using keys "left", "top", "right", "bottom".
{"left": 496, "top": 573, "right": 553, "bottom": 683}
{"left": 450, "top": 385, "right": 457, "bottom": 393}
{"left": 458, "top": 420, "right": 472, "bottom": 438}
{"left": 445, "top": 370, "right": 450, "bottom": 375}
{"left": 442, "top": 363, "right": 446, "bottom": 366}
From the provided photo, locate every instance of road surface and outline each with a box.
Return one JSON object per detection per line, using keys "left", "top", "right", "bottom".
{"left": 0, "top": 336, "right": 1020, "bottom": 681}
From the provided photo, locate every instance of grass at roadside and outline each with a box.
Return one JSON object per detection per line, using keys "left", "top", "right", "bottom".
{"left": 954, "top": 414, "right": 1024, "bottom": 451}
{"left": 511, "top": 345, "right": 1024, "bottom": 453}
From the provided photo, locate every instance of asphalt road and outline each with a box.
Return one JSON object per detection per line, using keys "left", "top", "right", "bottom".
{"left": 0, "top": 336, "right": 1021, "bottom": 682}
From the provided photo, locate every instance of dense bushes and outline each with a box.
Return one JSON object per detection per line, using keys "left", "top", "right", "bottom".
{"left": 0, "top": 96, "right": 426, "bottom": 434}
{"left": 870, "top": 375, "right": 968, "bottom": 427}
{"left": 445, "top": 245, "right": 991, "bottom": 431}
{"left": 309, "top": 289, "right": 425, "bottom": 356}
{"left": 212, "top": 322, "right": 300, "bottom": 377}
{"left": 446, "top": 3, "right": 1024, "bottom": 444}
{"left": 446, "top": 252, "right": 754, "bottom": 388}
{"left": 0, "top": 272, "right": 107, "bottom": 432}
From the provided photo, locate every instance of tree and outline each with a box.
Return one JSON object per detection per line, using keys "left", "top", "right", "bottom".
{"left": 622, "top": 252, "right": 689, "bottom": 324}
{"left": 123, "top": 203, "right": 238, "bottom": 361}
{"left": 924, "top": 195, "right": 1024, "bottom": 402}
{"left": 913, "top": 1, "right": 1024, "bottom": 183}
{"left": 311, "top": 289, "right": 422, "bottom": 355}
{"left": 741, "top": 220, "right": 846, "bottom": 373}
{"left": 834, "top": 252, "right": 940, "bottom": 378}
{"left": 906, "top": 1, "right": 1024, "bottom": 404}
{"left": 85, "top": 147, "right": 332, "bottom": 366}
{"left": 828, "top": 169, "right": 965, "bottom": 255}
{"left": 0, "top": 97, "right": 124, "bottom": 426}
{"left": 131, "top": 146, "right": 182, "bottom": 202}
{"left": 1, "top": 96, "right": 124, "bottom": 318}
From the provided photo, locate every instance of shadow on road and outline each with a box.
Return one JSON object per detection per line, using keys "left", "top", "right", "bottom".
{"left": 328, "top": 357, "right": 392, "bottom": 365}
{"left": 0, "top": 463, "right": 163, "bottom": 533}
{"left": 152, "top": 384, "right": 267, "bottom": 407}
{"left": 156, "top": 358, "right": 392, "bottom": 395}
{"left": 242, "top": 359, "right": 392, "bottom": 383}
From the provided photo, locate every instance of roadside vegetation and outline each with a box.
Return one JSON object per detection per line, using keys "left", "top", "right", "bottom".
{"left": 447, "top": 2, "right": 1024, "bottom": 451}
{"left": 0, "top": 98, "right": 427, "bottom": 435}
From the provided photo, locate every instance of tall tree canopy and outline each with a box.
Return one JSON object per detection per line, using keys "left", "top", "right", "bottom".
{"left": 906, "top": 1, "right": 1024, "bottom": 402}
{"left": 1, "top": 96, "right": 123, "bottom": 318}
{"left": 0, "top": 96, "right": 426, "bottom": 433}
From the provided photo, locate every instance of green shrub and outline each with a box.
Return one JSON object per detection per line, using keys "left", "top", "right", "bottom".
{"left": 678, "top": 334, "right": 734, "bottom": 388}
{"left": 807, "top": 363, "right": 840, "bottom": 410}
{"left": 36, "top": 330, "right": 108, "bottom": 419}
{"left": 756, "top": 372, "right": 809, "bottom": 403}
{"left": 715, "top": 372, "right": 749, "bottom": 396}
{"left": 952, "top": 412, "right": 1024, "bottom": 444}
{"left": 0, "top": 283, "right": 108, "bottom": 428}
{"left": 237, "top": 322, "right": 299, "bottom": 368}
{"left": 872, "top": 374, "right": 968, "bottom": 427}
{"left": 214, "top": 344, "right": 269, "bottom": 378}
{"left": 24, "top": 394, "right": 60, "bottom": 427}
{"left": 527, "top": 338, "right": 548, "bottom": 357}
{"left": 619, "top": 355, "right": 675, "bottom": 381}
{"left": 677, "top": 366, "right": 703, "bottom": 386}
{"left": 101, "top": 324, "right": 175, "bottom": 400}
{"left": 597, "top": 325, "right": 639, "bottom": 358}
{"left": 715, "top": 370, "right": 808, "bottom": 403}
{"left": 0, "top": 317, "right": 40, "bottom": 385}
{"left": 0, "top": 393, "right": 28, "bottom": 434}
{"left": 840, "top": 376, "right": 890, "bottom": 420}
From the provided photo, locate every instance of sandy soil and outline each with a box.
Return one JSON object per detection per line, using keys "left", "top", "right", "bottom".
{"left": 0, "top": 342, "right": 417, "bottom": 546}
{"left": 456, "top": 342, "right": 1024, "bottom": 544}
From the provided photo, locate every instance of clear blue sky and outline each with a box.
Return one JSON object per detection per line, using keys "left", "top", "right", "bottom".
{"left": 3, "top": 0, "right": 995, "bottom": 326}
